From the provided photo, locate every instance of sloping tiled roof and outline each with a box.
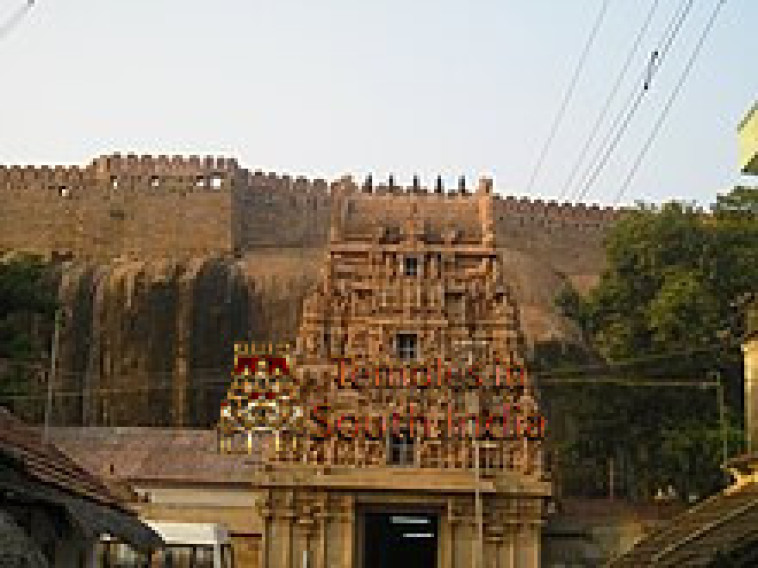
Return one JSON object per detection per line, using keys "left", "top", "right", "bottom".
{"left": 0, "top": 409, "right": 164, "bottom": 552}
{"left": 607, "top": 482, "right": 758, "bottom": 567}
{"left": 48, "top": 426, "right": 264, "bottom": 484}
{"left": 0, "top": 408, "right": 123, "bottom": 509}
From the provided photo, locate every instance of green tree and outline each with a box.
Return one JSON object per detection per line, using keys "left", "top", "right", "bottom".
{"left": 0, "top": 254, "right": 57, "bottom": 410}
{"left": 551, "top": 188, "right": 757, "bottom": 502}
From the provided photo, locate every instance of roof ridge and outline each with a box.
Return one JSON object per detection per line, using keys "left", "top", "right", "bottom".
{"left": 0, "top": 410, "right": 126, "bottom": 511}
{"left": 609, "top": 486, "right": 758, "bottom": 563}
{"left": 652, "top": 494, "right": 758, "bottom": 563}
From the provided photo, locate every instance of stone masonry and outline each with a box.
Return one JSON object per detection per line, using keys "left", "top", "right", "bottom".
{"left": 0, "top": 153, "right": 617, "bottom": 260}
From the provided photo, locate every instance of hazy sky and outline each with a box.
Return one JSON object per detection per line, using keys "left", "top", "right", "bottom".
{"left": 0, "top": 0, "right": 755, "bottom": 206}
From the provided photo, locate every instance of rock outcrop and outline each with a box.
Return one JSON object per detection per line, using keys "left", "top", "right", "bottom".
{"left": 43, "top": 242, "right": 593, "bottom": 427}
{"left": 52, "top": 257, "right": 251, "bottom": 427}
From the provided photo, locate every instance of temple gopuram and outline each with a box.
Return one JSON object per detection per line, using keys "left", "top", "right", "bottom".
{"left": 218, "top": 176, "right": 552, "bottom": 567}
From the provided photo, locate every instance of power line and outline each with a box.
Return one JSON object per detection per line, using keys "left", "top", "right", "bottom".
{"left": 535, "top": 341, "right": 740, "bottom": 374}
{"left": 0, "top": 341, "right": 741, "bottom": 400}
{"left": 0, "top": 356, "right": 235, "bottom": 378}
{"left": 613, "top": 0, "right": 728, "bottom": 205}
{"left": 525, "top": 0, "right": 610, "bottom": 194}
{"left": 559, "top": 0, "right": 662, "bottom": 202}
{"left": 0, "top": 339, "right": 738, "bottom": 384}
{"left": 0, "top": 336, "right": 741, "bottom": 379}
{"left": 537, "top": 378, "right": 719, "bottom": 387}
{"left": 0, "top": 1, "right": 34, "bottom": 41}
{"left": 572, "top": 0, "right": 694, "bottom": 202}
{"left": 572, "top": 0, "right": 695, "bottom": 203}
{"left": 0, "top": 381, "right": 232, "bottom": 401}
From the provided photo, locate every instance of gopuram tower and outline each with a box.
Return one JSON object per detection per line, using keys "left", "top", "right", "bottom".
{"left": 221, "top": 175, "right": 552, "bottom": 568}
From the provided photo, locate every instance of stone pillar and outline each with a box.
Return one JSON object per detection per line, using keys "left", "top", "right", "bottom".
{"left": 440, "top": 511, "right": 453, "bottom": 568}
{"left": 485, "top": 535, "right": 503, "bottom": 568}
{"left": 315, "top": 508, "right": 328, "bottom": 568}
{"left": 342, "top": 495, "right": 355, "bottom": 568}
{"left": 260, "top": 492, "right": 273, "bottom": 568}
{"left": 503, "top": 524, "right": 517, "bottom": 568}
{"left": 280, "top": 491, "right": 295, "bottom": 568}
{"left": 515, "top": 522, "right": 541, "bottom": 568}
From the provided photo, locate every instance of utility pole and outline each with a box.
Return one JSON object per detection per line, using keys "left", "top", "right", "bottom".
{"left": 43, "top": 307, "right": 64, "bottom": 444}
{"left": 455, "top": 338, "right": 488, "bottom": 568}
{"left": 474, "top": 439, "right": 484, "bottom": 568}
{"left": 715, "top": 372, "right": 729, "bottom": 466}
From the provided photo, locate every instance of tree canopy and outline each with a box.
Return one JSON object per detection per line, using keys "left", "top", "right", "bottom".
{"left": 548, "top": 187, "right": 758, "bottom": 502}
{"left": 0, "top": 254, "right": 57, "bottom": 410}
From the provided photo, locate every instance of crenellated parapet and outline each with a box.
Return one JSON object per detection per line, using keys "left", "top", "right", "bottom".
{"left": 494, "top": 194, "right": 620, "bottom": 237}
{"left": 338, "top": 174, "right": 619, "bottom": 224}
{"left": 90, "top": 153, "right": 239, "bottom": 176}
{"left": 496, "top": 194, "right": 618, "bottom": 219}
{"left": 232, "top": 170, "right": 333, "bottom": 249}
{"left": 238, "top": 170, "right": 330, "bottom": 204}
{"left": 0, "top": 165, "right": 89, "bottom": 193}
{"left": 88, "top": 153, "right": 241, "bottom": 193}
{"left": 0, "top": 155, "right": 624, "bottom": 259}
{"left": 332, "top": 175, "right": 498, "bottom": 245}
{"left": 351, "top": 174, "right": 488, "bottom": 199}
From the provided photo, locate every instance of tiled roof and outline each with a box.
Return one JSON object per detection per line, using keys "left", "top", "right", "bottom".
{"left": 607, "top": 483, "right": 758, "bottom": 567}
{"left": 0, "top": 408, "right": 123, "bottom": 509}
{"left": 557, "top": 497, "right": 684, "bottom": 521}
{"left": 48, "top": 427, "right": 265, "bottom": 484}
{"left": 0, "top": 409, "right": 164, "bottom": 553}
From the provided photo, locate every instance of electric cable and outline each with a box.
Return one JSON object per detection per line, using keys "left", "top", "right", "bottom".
{"left": 0, "top": 338, "right": 740, "bottom": 381}
{"left": 572, "top": 0, "right": 696, "bottom": 203}
{"left": 613, "top": 0, "right": 728, "bottom": 205}
{"left": 0, "top": 340, "right": 741, "bottom": 399}
{"left": 0, "top": 1, "right": 33, "bottom": 42}
{"left": 525, "top": 0, "right": 610, "bottom": 194}
{"left": 558, "top": 0, "right": 662, "bottom": 201}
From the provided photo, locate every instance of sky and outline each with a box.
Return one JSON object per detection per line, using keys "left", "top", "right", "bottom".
{"left": 0, "top": 0, "right": 755, "bottom": 207}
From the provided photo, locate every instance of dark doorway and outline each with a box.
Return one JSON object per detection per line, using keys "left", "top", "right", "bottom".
{"left": 363, "top": 512, "right": 438, "bottom": 568}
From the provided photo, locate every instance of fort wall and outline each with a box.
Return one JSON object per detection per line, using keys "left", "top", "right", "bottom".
{"left": 0, "top": 155, "right": 622, "bottom": 261}
{"left": 232, "top": 170, "right": 331, "bottom": 250}
{"left": 0, "top": 154, "right": 235, "bottom": 258}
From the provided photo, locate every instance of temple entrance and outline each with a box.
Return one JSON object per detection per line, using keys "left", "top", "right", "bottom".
{"left": 362, "top": 511, "right": 438, "bottom": 568}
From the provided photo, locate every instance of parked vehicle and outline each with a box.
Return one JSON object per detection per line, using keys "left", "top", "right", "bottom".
{"left": 98, "top": 522, "right": 234, "bottom": 568}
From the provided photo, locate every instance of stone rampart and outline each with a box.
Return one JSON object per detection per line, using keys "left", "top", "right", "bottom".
{"left": 232, "top": 170, "right": 331, "bottom": 249}
{"left": 0, "top": 155, "right": 623, "bottom": 261}
{"left": 0, "top": 155, "right": 235, "bottom": 258}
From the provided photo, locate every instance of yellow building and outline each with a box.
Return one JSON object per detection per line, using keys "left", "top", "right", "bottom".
{"left": 739, "top": 101, "right": 758, "bottom": 175}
